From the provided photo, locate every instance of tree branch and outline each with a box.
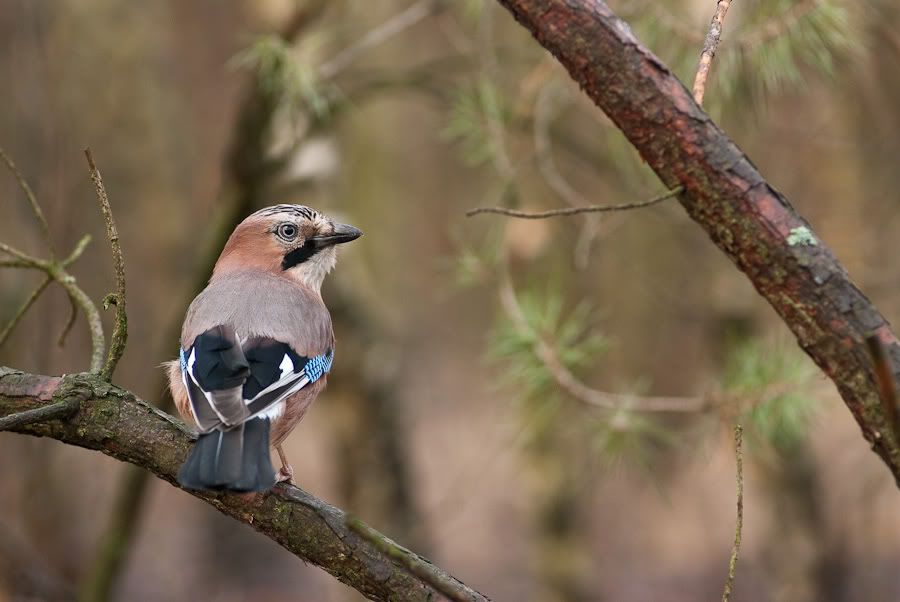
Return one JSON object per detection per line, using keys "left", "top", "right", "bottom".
{"left": 466, "top": 186, "right": 683, "bottom": 219}
{"left": 693, "top": 0, "right": 735, "bottom": 105}
{"left": 493, "top": 0, "right": 900, "bottom": 484}
{"left": 85, "top": 149, "right": 128, "bottom": 382}
{"left": 0, "top": 368, "right": 488, "bottom": 602}
{"left": 0, "top": 146, "right": 56, "bottom": 257}
{"left": 722, "top": 424, "right": 743, "bottom": 602}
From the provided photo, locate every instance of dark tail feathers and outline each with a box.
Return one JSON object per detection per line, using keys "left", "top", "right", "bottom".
{"left": 178, "top": 417, "right": 276, "bottom": 492}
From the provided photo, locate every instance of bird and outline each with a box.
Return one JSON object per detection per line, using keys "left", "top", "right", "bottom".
{"left": 166, "top": 204, "right": 361, "bottom": 492}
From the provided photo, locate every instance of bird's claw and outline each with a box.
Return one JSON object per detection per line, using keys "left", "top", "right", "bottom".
{"left": 276, "top": 465, "right": 294, "bottom": 484}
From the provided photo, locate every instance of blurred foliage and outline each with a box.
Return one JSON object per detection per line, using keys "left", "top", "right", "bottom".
{"left": 725, "top": 341, "right": 818, "bottom": 451}
{"left": 446, "top": 0, "right": 850, "bottom": 473}
{"left": 618, "top": 0, "right": 854, "bottom": 115}
{"left": 589, "top": 409, "right": 679, "bottom": 473}
{"left": 442, "top": 77, "right": 509, "bottom": 168}
{"left": 230, "top": 34, "right": 334, "bottom": 120}
{"left": 490, "top": 287, "right": 608, "bottom": 404}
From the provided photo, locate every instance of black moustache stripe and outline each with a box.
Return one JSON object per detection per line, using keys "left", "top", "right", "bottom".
{"left": 281, "top": 240, "right": 320, "bottom": 270}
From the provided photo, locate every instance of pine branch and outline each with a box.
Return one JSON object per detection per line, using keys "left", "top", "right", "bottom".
{"left": 0, "top": 368, "right": 489, "bottom": 602}
{"left": 491, "top": 0, "right": 900, "bottom": 485}
{"left": 497, "top": 266, "right": 707, "bottom": 412}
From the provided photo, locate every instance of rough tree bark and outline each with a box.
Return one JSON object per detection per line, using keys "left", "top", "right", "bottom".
{"left": 0, "top": 368, "right": 486, "bottom": 602}
{"left": 493, "top": 0, "right": 900, "bottom": 483}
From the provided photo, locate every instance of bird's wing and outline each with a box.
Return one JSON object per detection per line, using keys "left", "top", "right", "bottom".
{"left": 181, "top": 325, "right": 251, "bottom": 431}
{"left": 241, "top": 336, "right": 333, "bottom": 419}
{"left": 182, "top": 328, "right": 333, "bottom": 431}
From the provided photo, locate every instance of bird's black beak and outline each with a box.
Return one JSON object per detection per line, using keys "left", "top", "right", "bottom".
{"left": 311, "top": 223, "right": 363, "bottom": 248}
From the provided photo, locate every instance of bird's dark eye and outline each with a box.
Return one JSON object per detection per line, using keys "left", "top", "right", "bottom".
{"left": 276, "top": 223, "right": 298, "bottom": 241}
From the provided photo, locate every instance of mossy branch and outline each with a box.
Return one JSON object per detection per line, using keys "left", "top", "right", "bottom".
{"left": 0, "top": 369, "right": 489, "bottom": 602}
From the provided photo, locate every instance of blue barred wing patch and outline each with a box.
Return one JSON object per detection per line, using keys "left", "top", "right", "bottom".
{"left": 305, "top": 349, "right": 334, "bottom": 383}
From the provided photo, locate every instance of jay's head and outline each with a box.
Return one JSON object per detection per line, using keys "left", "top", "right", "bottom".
{"left": 212, "top": 204, "right": 362, "bottom": 290}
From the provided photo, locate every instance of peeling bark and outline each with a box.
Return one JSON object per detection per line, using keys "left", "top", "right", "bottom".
{"left": 0, "top": 368, "right": 487, "bottom": 602}
{"left": 494, "top": 0, "right": 900, "bottom": 482}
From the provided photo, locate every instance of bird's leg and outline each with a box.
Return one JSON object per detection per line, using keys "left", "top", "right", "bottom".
{"left": 275, "top": 444, "right": 294, "bottom": 483}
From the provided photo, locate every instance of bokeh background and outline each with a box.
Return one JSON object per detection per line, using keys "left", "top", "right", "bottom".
{"left": 2, "top": 1, "right": 900, "bottom": 600}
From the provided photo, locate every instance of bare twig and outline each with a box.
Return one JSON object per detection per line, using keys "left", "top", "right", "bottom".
{"left": 865, "top": 334, "right": 900, "bottom": 443}
{"left": 85, "top": 149, "right": 128, "bottom": 382}
{"left": 0, "top": 397, "right": 80, "bottom": 431}
{"left": 498, "top": 266, "right": 706, "bottom": 412}
{"left": 62, "top": 234, "right": 92, "bottom": 266}
{"left": 0, "top": 241, "right": 44, "bottom": 267}
{"left": 693, "top": 0, "right": 735, "bottom": 105}
{"left": 57, "top": 275, "right": 105, "bottom": 373}
{"left": 58, "top": 292, "right": 79, "bottom": 347}
{"left": 0, "top": 276, "right": 52, "bottom": 347}
{"left": 0, "top": 259, "right": 32, "bottom": 269}
{"left": 0, "top": 149, "right": 105, "bottom": 371}
{"left": 319, "top": 0, "right": 445, "bottom": 79}
{"left": 346, "top": 516, "right": 471, "bottom": 602}
{"left": 0, "top": 146, "right": 56, "bottom": 257}
{"left": 722, "top": 424, "right": 744, "bottom": 602}
{"left": 467, "top": 186, "right": 683, "bottom": 219}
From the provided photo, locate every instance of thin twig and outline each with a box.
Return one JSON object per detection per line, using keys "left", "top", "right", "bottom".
{"left": 0, "top": 260, "right": 32, "bottom": 269}
{"left": 319, "top": 0, "right": 445, "bottom": 79}
{"left": 467, "top": 186, "right": 683, "bottom": 219}
{"left": 0, "top": 146, "right": 56, "bottom": 257}
{"left": 57, "top": 292, "right": 78, "bottom": 347}
{"left": 865, "top": 334, "right": 900, "bottom": 443}
{"left": 0, "top": 276, "right": 52, "bottom": 346}
{"left": 0, "top": 241, "right": 45, "bottom": 267}
{"left": 62, "top": 234, "right": 92, "bottom": 266}
{"left": 722, "top": 424, "right": 744, "bottom": 602}
{"left": 0, "top": 151, "right": 104, "bottom": 370}
{"left": 693, "top": 0, "right": 735, "bottom": 105}
{"left": 532, "top": 81, "right": 620, "bottom": 267}
{"left": 498, "top": 266, "right": 706, "bottom": 412}
{"left": 52, "top": 270, "right": 105, "bottom": 373}
{"left": 346, "top": 516, "right": 471, "bottom": 602}
{"left": 0, "top": 397, "right": 80, "bottom": 431}
{"left": 85, "top": 149, "right": 128, "bottom": 382}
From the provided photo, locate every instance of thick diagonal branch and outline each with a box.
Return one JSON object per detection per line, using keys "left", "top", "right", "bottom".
{"left": 0, "top": 368, "right": 487, "bottom": 602}
{"left": 494, "top": 0, "right": 900, "bottom": 484}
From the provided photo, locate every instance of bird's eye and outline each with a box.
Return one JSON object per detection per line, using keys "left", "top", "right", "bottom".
{"left": 276, "top": 223, "right": 298, "bottom": 241}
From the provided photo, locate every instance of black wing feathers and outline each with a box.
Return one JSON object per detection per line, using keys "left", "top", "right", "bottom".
{"left": 192, "top": 325, "right": 250, "bottom": 391}
{"left": 242, "top": 338, "right": 308, "bottom": 399}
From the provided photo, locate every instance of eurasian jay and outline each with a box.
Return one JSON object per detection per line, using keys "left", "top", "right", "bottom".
{"left": 167, "top": 204, "right": 361, "bottom": 492}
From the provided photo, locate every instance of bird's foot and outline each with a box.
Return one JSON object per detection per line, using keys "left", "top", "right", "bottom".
{"left": 276, "top": 464, "right": 294, "bottom": 484}
{"left": 275, "top": 444, "right": 294, "bottom": 484}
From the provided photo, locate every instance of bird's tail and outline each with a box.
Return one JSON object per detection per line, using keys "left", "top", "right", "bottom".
{"left": 178, "top": 417, "right": 276, "bottom": 492}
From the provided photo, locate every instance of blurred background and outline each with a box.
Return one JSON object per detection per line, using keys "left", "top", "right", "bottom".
{"left": 1, "top": 0, "right": 899, "bottom": 600}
